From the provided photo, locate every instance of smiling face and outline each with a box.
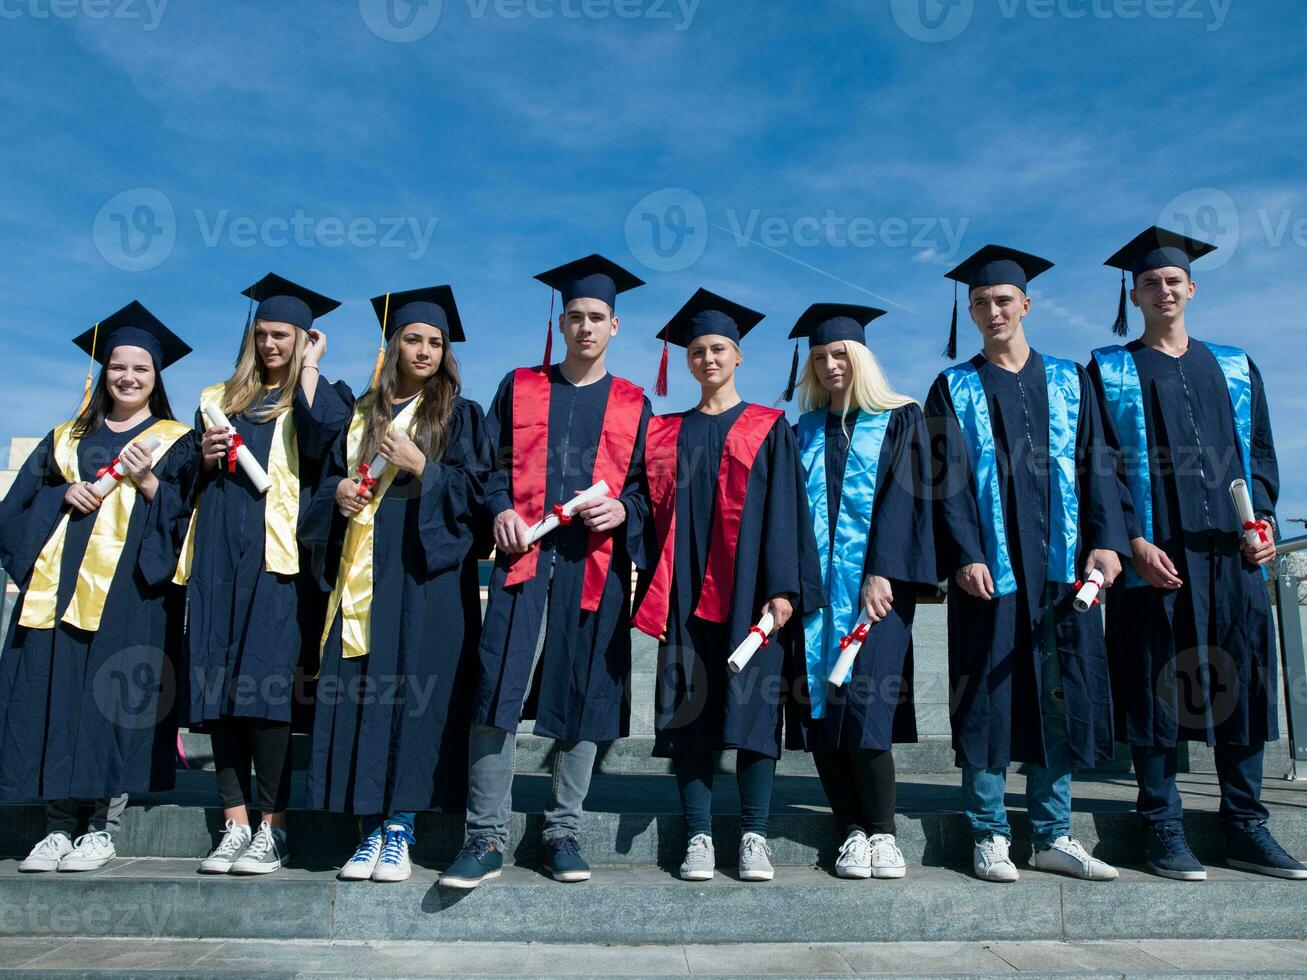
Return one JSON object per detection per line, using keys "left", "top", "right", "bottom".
{"left": 396, "top": 322, "right": 445, "bottom": 384}
{"left": 254, "top": 320, "right": 300, "bottom": 374}
{"left": 811, "top": 341, "right": 850, "bottom": 396}
{"left": 560, "top": 297, "right": 617, "bottom": 363}
{"left": 968, "top": 284, "right": 1030, "bottom": 345}
{"left": 1132, "top": 265, "right": 1195, "bottom": 324}
{"left": 686, "top": 334, "right": 741, "bottom": 387}
{"left": 104, "top": 345, "right": 156, "bottom": 413}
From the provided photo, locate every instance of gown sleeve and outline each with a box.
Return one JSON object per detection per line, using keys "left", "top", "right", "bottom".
{"left": 482, "top": 371, "right": 516, "bottom": 519}
{"left": 1075, "top": 363, "right": 1133, "bottom": 559}
{"left": 298, "top": 422, "right": 350, "bottom": 592}
{"left": 0, "top": 430, "right": 69, "bottom": 586}
{"left": 136, "top": 430, "right": 201, "bottom": 588}
{"left": 760, "top": 419, "right": 826, "bottom": 615}
{"left": 292, "top": 379, "right": 356, "bottom": 466}
{"left": 1247, "top": 356, "right": 1279, "bottom": 522}
{"left": 620, "top": 396, "right": 654, "bottom": 572}
{"left": 924, "top": 375, "right": 987, "bottom": 577}
{"left": 414, "top": 399, "right": 489, "bottom": 577}
{"left": 1084, "top": 356, "right": 1144, "bottom": 543}
{"left": 866, "top": 403, "right": 938, "bottom": 588}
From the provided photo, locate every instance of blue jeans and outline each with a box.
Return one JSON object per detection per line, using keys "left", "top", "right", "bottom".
{"left": 961, "top": 607, "right": 1073, "bottom": 850}
{"left": 360, "top": 812, "right": 416, "bottom": 837}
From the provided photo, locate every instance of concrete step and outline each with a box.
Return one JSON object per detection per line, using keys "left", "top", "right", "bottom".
{"left": 2, "top": 936, "right": 1305, "bottom": 976}
{"left": 4, "top": 771, "right": 1305, "bottom": 872}
{"left": 1, "top": 859, "right": 1305, "bottom": 945}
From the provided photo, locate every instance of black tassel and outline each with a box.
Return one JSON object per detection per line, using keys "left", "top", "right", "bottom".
{"left": 1112, "top": 270, "right": 1129, "bottom": 337}
{"left": 783, "top": 341, "right": 800, "bottom": 402}
{"left": 943, "top": 283, "right": 958, "bottom": 359}
{"left": 234, "top": 296, "right": 254, "bottom": 367}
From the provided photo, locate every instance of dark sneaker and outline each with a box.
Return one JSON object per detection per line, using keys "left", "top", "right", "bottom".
{"left": 1144, "top": 823, "right": 1206, "bottom": 881}
{"left": 546, "top": 834, "right": 591, "bottom": 883}
{"left": 440, "top": 836, "right": 504, "bottom": 890}
{"left": 1227, "top": 823, "right": 1307, "bottom": 880}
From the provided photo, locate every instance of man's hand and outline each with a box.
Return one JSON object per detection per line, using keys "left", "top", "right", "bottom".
{"left": 956, "top": 562, "right": 995, "bottom": 600}
{"left": 762, "top": 595, "right": 794, "bottom": 631}
{"left": 335, "top": 478, "right": 371, "bottom": 516}
{"left": 64, "top": 482, "right": 102, "bottom": 514}
{"left": 493, "top": 509, "right": 532, "bottom": 555}
{"left": 1241, "top": 521, "right": 1277, "bottom": 567}
{"left": 572, "top": 494, "right": 626, "bottom": 533}
{"left": 1131, "top": 537, "right": 1183, "bottom": 590}
{"left": 861, "top": 575, "right": 894, "bottom": 623}
{"left": 1084, "top": 548, "right": 1123, "bottom": 589}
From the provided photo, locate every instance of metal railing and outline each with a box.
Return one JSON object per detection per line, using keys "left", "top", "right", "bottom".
{"left": 1273, "top": 534, "right": 1307, "bottom": 777}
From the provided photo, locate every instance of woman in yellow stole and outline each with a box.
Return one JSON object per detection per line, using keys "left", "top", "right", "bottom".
{"left": 301, "top": 285, "right": 489, "bottom": 884}
{"left": 176, "top": 274, "right": 354, "bottom": 877}
{"left": 0, "top": 302, "right": 196, "bottom": 873}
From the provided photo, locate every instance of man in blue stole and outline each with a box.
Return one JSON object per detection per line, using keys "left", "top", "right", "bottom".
{"left": 1089, "top": 226, "right": 1305, "bottom": 882}
{"left": 926, "top": 245, "right": 1131, "bottom": 883}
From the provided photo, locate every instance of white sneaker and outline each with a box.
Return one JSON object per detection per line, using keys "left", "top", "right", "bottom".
{"left": 738, "top": 832, "right": 774, "bottom": 882}
{"left": 973, "top": 835, "right": 1019, "bottom": 882}
{"left": 57, "top": 831, "right": 116, "bottom": 872}
{"left": 1030, "top": 836, "right": 1119, "bottom": 881}
{"left": 371, "top": 826, "right": 414, "bottom": 883}
{"left": 835, "top": 830, "right": 871, "bottom": 879}
{"left": 19, "top": 832, "right": 73, "bottom": 873}
{"left": 338, "top": 828, "right": 384, "bottom": 881}
{"left": 868, "top": 833, "right": 907, "bottom": 879}
{"left": 199, "top": 820, "right": 252, "bottom": 874}
{"left": 679, "top": 833, "right": 715, "bottom": 881}
{"left": 229, "top": 821, "right": 288, "bottom": 875}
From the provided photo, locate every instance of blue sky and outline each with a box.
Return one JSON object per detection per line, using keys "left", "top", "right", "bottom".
{"left": 2, "top": 0, "right": 1305, "bottom": 515}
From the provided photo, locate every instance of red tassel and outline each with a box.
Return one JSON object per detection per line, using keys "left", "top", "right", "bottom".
{"left": 654, "top": 340, "right": 669, "bottom": 398}
{"left": 541, "top": 289, "right": 555, "bottom": 370}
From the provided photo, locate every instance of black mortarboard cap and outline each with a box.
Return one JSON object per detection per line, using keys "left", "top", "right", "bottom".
{"left": 370, "top": 285, "right": 465, "bottom": 342}
{"left": 241, "top": 273, "right": 341, "bottom": 332}
{"left": 73, "top": 300, "right": 191, "bottom": 370}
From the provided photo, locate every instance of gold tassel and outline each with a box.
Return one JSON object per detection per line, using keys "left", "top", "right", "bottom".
{"left": 369, "top": 294, "right": 390, "bottom": 391}
{"left": 77, "top": 321, "right": 100, "bottom": 415}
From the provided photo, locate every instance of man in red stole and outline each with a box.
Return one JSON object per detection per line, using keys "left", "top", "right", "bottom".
{"left": 441, "top": 255, "right": 652, "bottom": 889}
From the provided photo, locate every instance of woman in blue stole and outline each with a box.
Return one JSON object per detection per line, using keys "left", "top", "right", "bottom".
{"left": 785, "top": 304, "right": 936, "bottom": 880}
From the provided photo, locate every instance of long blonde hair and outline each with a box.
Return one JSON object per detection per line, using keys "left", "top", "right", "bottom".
{"left": 795, "top": 340, "right": 916, "bottom": 428}
{"left": 220, "top": 320, "right": 308, "bottom": 422}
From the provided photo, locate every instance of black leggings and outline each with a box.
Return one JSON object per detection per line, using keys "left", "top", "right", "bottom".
{"left": 813, "top": 747, "right": 896, "bottom": 837}
{"left": 673, "top": 749, "right": 776, "bottom": 840}
{"left": 209, "top": 717, "right": 294, "bottom": 815}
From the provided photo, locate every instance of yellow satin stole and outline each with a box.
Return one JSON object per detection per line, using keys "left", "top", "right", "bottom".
{"left": 173, "top": 382, "right": 300, "bottom": 584}
{"left": 19, "top": 418, "right": 191, "bottom": 632}
{"left": 321, "top": 392, "right": 422, "bottom": 660}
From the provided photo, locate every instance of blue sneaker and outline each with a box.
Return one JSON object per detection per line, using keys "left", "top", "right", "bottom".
{"left": 1227, "top": 823, "right": 1307, "bottom": 880}
{"left": 440, "top": 835, "right": 504, "bottom": 890}
{"left": 338, "top": 827, "right": 384, "bottom": 881}
{"left": 546, "top": 834, "right": 591, "bottom": 883}
{"left": 1144, "top": 823, "right": 1206, "bottom": 881}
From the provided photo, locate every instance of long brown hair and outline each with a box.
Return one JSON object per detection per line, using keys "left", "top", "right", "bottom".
{"left": 357, "top": 331, "right": 462, "bottom": 466}
{"left": 219, "top": 320, "right": 308, "bottom": 422}
{"left": 72, "top": 365, "right": 176, "bottom": 438}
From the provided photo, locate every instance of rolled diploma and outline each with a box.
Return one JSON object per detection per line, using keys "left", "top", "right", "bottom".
{"left": 91, "top": 435, "right": 162, "bottom": 497}
{"left": 525, "top": 480, "right": 612, "bottom": 545}
{"left": 1073, "top": 568, "right": 1105, "bottom": 613}
{"left": 828, "top": 611, "right": 872, "bottom": 687}
{"left": 727, "top": 610, "right": 776, "bottom": 674}
{"left": 202, "top": 403, "right": 272, "bottom": 494}
{"left": 1230, "top": 479, "right": 1266, "bottom": 548}
{"left": 340, "top": 454, "right": 389, "bottom": 517}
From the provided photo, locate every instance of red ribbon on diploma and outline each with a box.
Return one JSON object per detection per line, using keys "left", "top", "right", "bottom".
{"left": 552, "top": 502, "right": 572, "bottom": 526}
{"left": 1072, "top": 580, "right": 1102, "bottom": 606}
{"left": 96, "top": 459, "right": 125, "bottom": 482}
{"left": 840, "top": 621, "right": 871, "bottom": 650}
{"left": 1244, "top": 519, "right": 1271, "bottom": 545}
{"left": 748, "top": 625, "right": 770, "bottom": 648}
{"left": 356, "top": 462, "right": 378, "bottom": 495}
{"left": 226, "top": 434, "right": 244, "bottom": 474}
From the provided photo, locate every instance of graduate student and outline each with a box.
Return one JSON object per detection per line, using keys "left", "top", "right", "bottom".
{"left": 632, "top": 289, "right": 824, "bottom": 884}
{"left": 786, "top": 304, "right": 936, "bottom": 880}
{"left": 1089, "top": 226, "right": 1305, "bottom": 881}
{"left": 1, "top": 302, "right": 196, "bottom": 873}
{"left": 925, "top": 246, "right": 1131, "bottom": 883}
{"left": 174, "top": 274, "right": 353, "bottom": 876}
{"left": 302, "top": 285, "right": 488, "bottom": 884}
{"left": 440, "top": 255, "right": 652, "bottom": 889}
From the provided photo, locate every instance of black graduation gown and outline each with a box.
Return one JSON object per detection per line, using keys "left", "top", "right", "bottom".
{"left": 0, "top": 418, "right": 197, "bottom": 800}
{"left": 799, "top": 405, "right": 938, "bottom": 752}
{"left": 302, "top": 396, "right": 487, "bottom": 815}
{"left": 184, "top": 382, "right": 353, "bottom": 727}
{"left": 473, "top": 367, "right": 652, "bottom": 744}
{"left": 641, "top": 402, "right": 825, "bottom": 761}
{"left": 925, "top": 351, "right": 1131, "bottom": 771}
{"left": 1087, "top": 340, "right": 1278, "bottom": 749}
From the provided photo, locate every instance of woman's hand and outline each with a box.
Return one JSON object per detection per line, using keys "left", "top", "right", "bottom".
{"left": 64, "top": 482, "right": 102, "bottom": 514}
{"left": 861, "top": 575, "right": 894, "bottom": 623}
{"left": 304, "top": 329, "right": 327, "bottom": 368}
{"left": 379, "top": 429, "right": 426, "bottom": 477}
{"left": 119, "top": 441, "right": 158, "bottom": 500}
{"left": 335, "top": 478, "right": 371, "bottom": 516}
{"left": 1131, "top": 538, "right": 1183, "bottom": 590}
{"left": 201, "top": 425, "right": 231, "bottom": 472}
